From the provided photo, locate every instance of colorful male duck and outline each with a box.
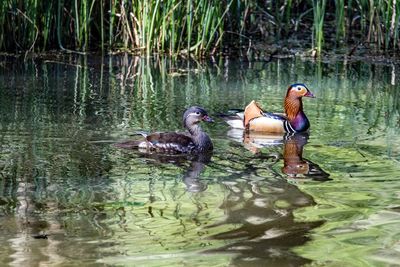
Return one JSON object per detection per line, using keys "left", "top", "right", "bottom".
{"left": 224, "top": 83, "right": 315, "bottom": 133}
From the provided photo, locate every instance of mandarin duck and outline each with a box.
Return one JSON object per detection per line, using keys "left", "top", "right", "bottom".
{"left": 114, "top": 106, "right": 213, "bottom": 154}
{"left": 224, "top": 84, "right": 315, "bottom": 133}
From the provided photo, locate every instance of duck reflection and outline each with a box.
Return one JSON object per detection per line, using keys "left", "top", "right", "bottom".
{"left": 204, "top": 169, "right": 325, "bottom": 266}
{"left": 203, "top": 130, "right": 329, "bottom": 265}
{"left": 124, "top": 151, "right": 212, "bottom": 193}
{"left": 182, "top": 152, "right": 212, "bottom": 192}
{"left": 228, "top": 129, "right": 330, "bottom": 180}
{"left": 282, "top": 133, "right": 330, "bottom": 181}
{"left": 148, "top": 152, "right": 212, "bottom": 193}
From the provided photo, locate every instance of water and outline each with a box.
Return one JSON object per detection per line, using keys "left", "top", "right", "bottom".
{"left": 0, "top": 55, "right": 399, "bottom": 266}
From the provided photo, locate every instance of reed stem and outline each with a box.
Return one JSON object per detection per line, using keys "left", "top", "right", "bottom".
{"left": 0, "top": 0, "right": 399, "bottom": 56}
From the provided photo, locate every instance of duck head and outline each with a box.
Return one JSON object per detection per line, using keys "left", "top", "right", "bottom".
{"left": 286, "top": 83, "right": 315, "bottom": 99}
{"left": 183, "top": 106, "right": 214, "bottom": 128}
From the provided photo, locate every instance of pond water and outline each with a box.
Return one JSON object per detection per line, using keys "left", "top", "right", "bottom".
{"left": 0, "top": 55, "right": 399, "bottom": 266}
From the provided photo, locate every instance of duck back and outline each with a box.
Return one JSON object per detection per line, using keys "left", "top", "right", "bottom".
{"left": 144, "top": 132, "right": 196, "bottom": 153}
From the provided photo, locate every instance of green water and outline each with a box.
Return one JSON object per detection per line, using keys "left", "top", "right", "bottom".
{"left": 0, "top": 55, "right": 399, "bottom": 266}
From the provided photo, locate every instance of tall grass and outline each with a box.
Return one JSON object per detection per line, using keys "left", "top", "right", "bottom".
{"left": 335, "top": 0, "right": 346, "bottom": 43}
{"left": 0, "top": 0, "right": 399, "bottom": 56}
{"left": 312, "top": 0, "right": 327, "bottom": 56}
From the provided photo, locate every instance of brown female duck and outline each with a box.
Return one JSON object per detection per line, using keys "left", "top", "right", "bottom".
{"left": 115, "top": 106, "right": 213, "bottom": 154}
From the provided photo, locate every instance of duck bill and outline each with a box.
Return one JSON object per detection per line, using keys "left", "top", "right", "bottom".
{"left": 304, "top": 90, "right": 316, "bottom": 98}
{"left": 203, "top": 115, "right": 214, "bottom": 122}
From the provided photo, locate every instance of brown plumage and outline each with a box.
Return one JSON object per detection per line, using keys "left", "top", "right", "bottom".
{"left": 223, "top": 83, "right": 315, "bottom": 133}
{"left": 114, "top": 106, "right": 213, "bottom": 154}
{"left": 284, "top": 94, "right": 303, "bottom": 122}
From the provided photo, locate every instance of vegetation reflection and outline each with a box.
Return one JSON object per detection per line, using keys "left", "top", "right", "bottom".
{"left": 0, "top": 55, "right": 399, "bottom": 265}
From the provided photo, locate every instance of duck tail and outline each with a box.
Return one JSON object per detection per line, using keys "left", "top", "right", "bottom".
{"left": 113, "top": 140, "right": 143, "bottom": 149}
{"left": 218, "top": 111, "right": 245, "bottom": 129}
{"left": 134, "top": 131, "right": 149, "bottom": 138}
{"left": 114, "top": 131, "right": 149, "bottom": 149}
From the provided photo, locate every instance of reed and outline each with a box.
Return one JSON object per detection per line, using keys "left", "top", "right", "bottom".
{"left": 312, "top": 0, "right": 327, "bottom": 56}
{"left": 0, "top": 0, "right": 399, "bottom": 56}
{"left": 335, "top": 0, "right": 346, "bottom": 43}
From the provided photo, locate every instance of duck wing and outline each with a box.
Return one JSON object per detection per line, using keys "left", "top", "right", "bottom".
{"left": 222, "top": 101, "right": 294, "bottom": 133}
{"left": 144, "top": 132, "right": 196, "bottom": 153}
{"left": 114, "top": 131, "right": 195, "bottom": 153}
{"left": 243, "top": 100, "right": 264, "bottom": 127}
{"left": 113, "top": 131, "right": 150, "bottom": 149}
{"left": 244, "top": 101, "right": 291, "bottom": 133}
{"left": 217, "top": 109, "right": 245, "bottom": 129}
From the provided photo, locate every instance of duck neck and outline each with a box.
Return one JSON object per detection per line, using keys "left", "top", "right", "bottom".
{"left": 187, "top": 124, "right": 213, "bottom": 151}
{"left": 284, "top": 97, "right": 309, "bottom": 132}
{"left": 284, "top": 97, "right": 301, "bottom": 120}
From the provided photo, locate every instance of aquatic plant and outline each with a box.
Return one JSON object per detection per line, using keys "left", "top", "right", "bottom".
{"left": 312, "top": 0, "right": 327, "bottom": 56}
{"left": 0, "top": 0, "right": 399, "bottom": 56}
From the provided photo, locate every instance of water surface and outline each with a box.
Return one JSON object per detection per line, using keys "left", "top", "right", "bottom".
{"left": 0, "top": 55, "right": 399, "bottom": 266}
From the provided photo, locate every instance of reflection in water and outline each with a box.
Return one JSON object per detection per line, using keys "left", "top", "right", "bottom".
{"left": 115, "top": 139, "right": 325, "bottom": 265}
{"left": 0, "top": 151, "right": 66, "bottom": 266}
{"left": 204, "top": 166, "right": 320, "bottom": 265}
{"left": 282, "top": 133, "right": 331, "bottom": 181}
{"left": 182, "top": 153, "right": 212, "bottom": 192}
{"left": 121, "top": 150, "right": 213, "bottom": 193}
{"left": 0, "top": 121, "right": 115, "bottom": 265}
{"left": 282, "top": 133, "right": 311, "bottom": 177}
{"left": 0, "top": 55, "right": 399, "bottom": 266}
{"left": 228, "top": 129, "right": 331, "bottom": 180}
{"left": 206, "top": 176, "right": 325, "bottom": 266}
{"left": 208, "top": 131, "right": 329, "bottom": 265}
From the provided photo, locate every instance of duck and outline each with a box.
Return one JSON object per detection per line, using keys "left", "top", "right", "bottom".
{"left": 114, "top": 106, "right": 213, "bottom": 154}
{"left": 223, "top": 83, "right": 315, "bottom": 133}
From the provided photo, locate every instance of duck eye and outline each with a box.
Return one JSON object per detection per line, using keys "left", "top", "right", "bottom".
{"left": 195, "top": 111, "right": 201, "bottom": 115}
{"left": 297, "top": 87, "right": 302, "bottom": 91}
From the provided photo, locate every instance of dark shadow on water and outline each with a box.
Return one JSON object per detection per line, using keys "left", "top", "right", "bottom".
{"left": 202, "top": 131, "right": 330, "bottom": 266}
{"left": 204, "top": 180, "right": 324, "bottom": 266}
